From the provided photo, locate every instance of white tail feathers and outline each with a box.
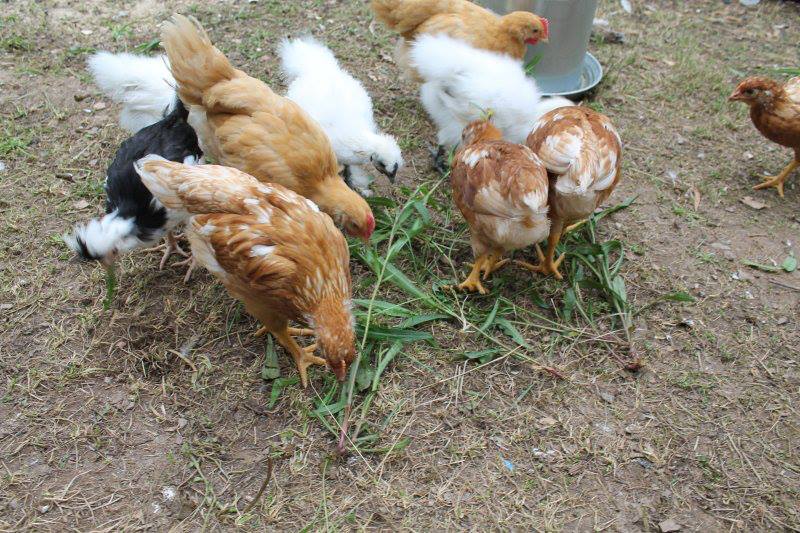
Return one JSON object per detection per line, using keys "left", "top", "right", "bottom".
{"left": 88, "top": 51, "right": 176, "bottom": 133}
{"left": 65, "top": 212, "right": 138, "bottom": 263}
{"left": 279, "top": 36, "right": 340, "bottom": 81}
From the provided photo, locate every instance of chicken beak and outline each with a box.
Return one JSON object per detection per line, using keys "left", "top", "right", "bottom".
{"left": 386, "top": 164, "right": 398, "bottom": 184}
{"left": 728, "top": 91, "right": 742, "bottom": 102}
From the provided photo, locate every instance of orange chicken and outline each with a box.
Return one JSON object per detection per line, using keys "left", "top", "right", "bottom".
{"left": 730, "top": 76, "right": 800, "bottom": 198}
{"left": 135, "top": 155, "right": 356, "bottom": 387}
{"left": 450, "top": 119, "right": 550, "bottom": 294}
{"left": 161, "top": 15, "right": 375, "bottom": 240}
{"left": 524, "top": 106, "right": 622, "bottom": 279}
{"left": 371, "top": 0, "right": 548, "bottom": 79}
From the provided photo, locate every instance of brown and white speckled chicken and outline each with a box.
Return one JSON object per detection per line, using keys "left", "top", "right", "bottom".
{"left": 450, "top": 118, "right": 550, "bottom": 294}
{"left": 134, "top": 155, "right": 356, "bottom": 387}
{"left": 524, "top": 106, "right": 622, "bottom": 279}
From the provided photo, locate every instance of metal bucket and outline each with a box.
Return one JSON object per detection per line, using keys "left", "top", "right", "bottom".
{"left": 477, "top": 0, "right": 599, "bottom": 95}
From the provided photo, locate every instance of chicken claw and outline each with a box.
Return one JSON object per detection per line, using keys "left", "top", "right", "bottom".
{"left": 145, "top": 231, "right": 191, "bottom": 270}
{"left": 515, "top": 244, "right": 565, "bottom": 280}
{"left": 292, "top": 344, "right": 327, "bottom": 389}
{"left": 457, "top": 254, "right": 489, "bottom": 294}
{"left": 753, "top": 160, "right": 799, "bottom": 198}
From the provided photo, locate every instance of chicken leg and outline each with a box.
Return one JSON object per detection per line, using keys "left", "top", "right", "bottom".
{"left": 255, "top": 326, "right": 314, "bottom": 337}
{"left": 457, "top": 254, "right": 489, "bottom": 294}
{"left": 515, "top": 218, "right": 566, "bottom": 280}
{"left": 754, "top": 159, "right": 799, "bottom": 198}
{"left": 458, "top": 251, "right": 508, "bottom": 294}
{"left": 271, "top": 325, "right": 326, "bottom": 388}
{"left": 145, "top": 231, "right": 191, "bottom": 270}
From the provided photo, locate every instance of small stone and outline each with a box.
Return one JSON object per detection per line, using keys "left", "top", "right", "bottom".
{"left": 80, "top": 29, "right": 93, "bottom": 35}
{"left": 0, "top": 161, "right": 6, "bottom": 172}
{"left": 92, "top": 102, "right": 107, "bottom": 110}
{"left": 777, "top": 317, "right": 788, "bottom": 326}
{"left": 659, "top": 519, "right": 682, "bottom": 532}
{"left": 599, "top": 391, "right": 615, "bottom": 403}
{"left": 536, "top": 416, "right": 558, "bottom": 430}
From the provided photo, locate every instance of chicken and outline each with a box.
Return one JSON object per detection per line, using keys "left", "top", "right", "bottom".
{"left": 135, "top": 156, "right": 356, "bottom": 387}
{"left": 279, "top": 36, "right": 403, "bottom": 196}
{"left": 371, "top": 0, "right": 548, "bottom": 80}
{"left": 450, "top": 118, "right": 550, "bottom": 294}
{"left": 65, "top": 98, "right": 203, "bottom": 273}
{"left": 729, "top": 76, "right": 800, "bottom": 198}
{"left": 161, "top": 15, "right": 375, "bottom": 241}
{"left": 523, "top": 106, "right": 622, "bottom": 279}
{"left": 410, "top": 34, "right": 572, "bottom": 169}
{"left": 88, "top": 51, "right": 176, "bottom": 134}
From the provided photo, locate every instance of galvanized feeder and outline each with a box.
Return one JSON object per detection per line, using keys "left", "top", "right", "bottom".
{"left": 478, "top": 0, "right": 602, "bottom": 98}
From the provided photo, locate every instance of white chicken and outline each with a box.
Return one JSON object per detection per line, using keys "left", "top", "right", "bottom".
{"left": 279, "top": 36, "right": 403, "bottom": 195}
{"left": 409, "top": 33, "right": 571, "bottom": 167}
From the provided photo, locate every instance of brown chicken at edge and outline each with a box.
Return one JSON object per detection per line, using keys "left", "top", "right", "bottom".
{"left": 730, "top": 76, "right": 800, "bottom": 198}
{"left": 135, "top": 156, "right": 356, "bottom": 387}
{"left": 450, "top": 119, "right": 550, "bottom": 294}
{"left": 161, "top": 15, "right": 375, "bottom": 240}
{"left": 371, "top": 0, "right": 548, "bottom": 79}
{"left": 524, "top": 106, "right": 623, "bottom": 280}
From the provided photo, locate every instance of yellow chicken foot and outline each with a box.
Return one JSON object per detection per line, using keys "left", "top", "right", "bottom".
{"left": 255, "top": 326, "right": 314, "bottom": 337}
{"left": 564, "top": 219, "right": 588, "bottom": 234}
{"left": 457, "top": 254, "right": 489, "bottom": 294}
{"left": 754, "top": 159, "right": 799, "bottom": 198}
{"left": 277, "top": 332, "right": 325, "bottom": 388}
{"left": 480, "top": 254, "right": 509, "bottom": 280}
{"left": 514, "top": 223, "right": 567, "bottom": 280}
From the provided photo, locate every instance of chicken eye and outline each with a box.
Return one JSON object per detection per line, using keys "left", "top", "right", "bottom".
{"left": 744, "top": 89, "right": 754, "bottom": 95}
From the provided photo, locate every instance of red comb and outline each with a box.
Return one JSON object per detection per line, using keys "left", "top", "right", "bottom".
{"left": 541, "top": 17, "right": 550, "bottom": 37}
{"left": 364, "top": 212, "right": 375, "bottom": 240}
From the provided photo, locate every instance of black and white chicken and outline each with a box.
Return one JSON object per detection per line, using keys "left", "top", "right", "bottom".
{"left": 65, "top": 99, "right": 203, "bottom": 274}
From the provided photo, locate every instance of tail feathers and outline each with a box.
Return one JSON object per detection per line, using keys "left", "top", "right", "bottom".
{"left": 88, "top": 51, "right": 177, "bottom": 133}
{"left": 65, "top": 212, "right": 139, "bottom": 263}
{"left": 161, "top": 14, "right": 238, "bottom": 106}
{"left": 371, "top": 0, "right": 454, "bottom": 36}
{"left": 279, "top": 36, "right": 340, "bottom": 81}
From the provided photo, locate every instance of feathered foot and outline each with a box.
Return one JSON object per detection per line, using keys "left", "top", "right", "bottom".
{"left": 754, "top": 159, "right": 799, "bottom": 198}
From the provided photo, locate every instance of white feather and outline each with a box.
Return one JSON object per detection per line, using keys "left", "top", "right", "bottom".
{"left": 64, "top": 211, "right": 144, "bottom": 261}
{"left": 88, "top": 52, "right": 176, "bottom": 133}
{"left": 410, "top": 35, "right": 575, "bottom": 147}
{"left": 279, "top": 36, "right": 403, "bottom": 180}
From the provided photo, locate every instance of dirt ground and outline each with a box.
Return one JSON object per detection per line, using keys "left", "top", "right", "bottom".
{"left": 1, "top": 0, "right": 799, "bottom": 531}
